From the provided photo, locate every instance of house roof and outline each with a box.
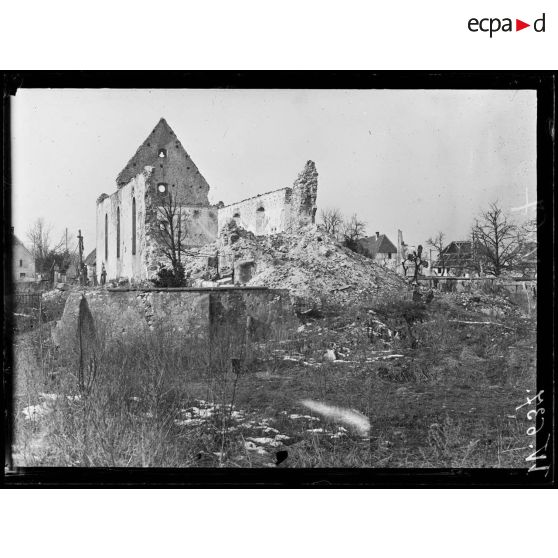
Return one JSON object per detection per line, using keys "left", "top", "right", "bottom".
{"left": 433, "top": 240, "right": 474, "bottom": 268}
{"left": 357, "top": 234, "right": 397, "bottom": 257}
{"left": 84, "top": 248, "right": 96, "bottom": 266}
{"left": 13, "top": 234, "right": 33, "bottom": 255}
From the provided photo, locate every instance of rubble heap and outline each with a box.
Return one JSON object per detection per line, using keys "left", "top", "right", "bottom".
{"left": 184, "top": 221, "right": 408, "bottom": 305}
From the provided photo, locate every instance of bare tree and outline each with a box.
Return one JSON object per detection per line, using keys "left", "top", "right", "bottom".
{"left": 427, "top": 232, "right": 446, "bottom": 275}
{"left": 320, "top": 207, "right": 344, "bottom": 240}
{"left": 342, "top": 213, "right": 367, "bottom": 252}
{"left": 26, "top": 218, "right": 64, "bottom": 274}
{"left": 406, "top": 245, "right": 429, "bottom": 285}
{"left": 153, "top": 190, "right": 188, "bottom": 282}
{"left": 472, "top": 202, "right": 520, "bottom": 277}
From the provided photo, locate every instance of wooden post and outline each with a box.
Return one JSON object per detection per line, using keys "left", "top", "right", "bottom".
{"left": 77, "top": 229, "right": 84, "bottom": 285}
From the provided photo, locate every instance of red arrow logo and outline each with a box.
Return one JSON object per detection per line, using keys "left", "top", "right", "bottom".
{"left": 516, "top": 19, "right": 530, "bottom": 31}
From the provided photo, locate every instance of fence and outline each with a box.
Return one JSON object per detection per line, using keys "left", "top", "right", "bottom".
{"left": 13, "top": 292, "right": 42, "bottom": 309}
{"left": 422, "top": 276, "right": 535, "bottom": 291}
{"left": 420, "top": 276, "right": 536, "bottom": 316}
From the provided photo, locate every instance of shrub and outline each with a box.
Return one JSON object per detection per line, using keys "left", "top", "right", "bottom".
{"left": 151, "top": 264, "right": 186, "bottom": 288}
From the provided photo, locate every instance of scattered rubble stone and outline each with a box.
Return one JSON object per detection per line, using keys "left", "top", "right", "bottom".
{"left": 183, "top": 223, "right": 408, "bottom": 306}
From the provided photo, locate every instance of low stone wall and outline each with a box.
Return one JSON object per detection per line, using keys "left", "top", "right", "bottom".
{"left": 52, "top": 287, "right": 296, "bottom": 357}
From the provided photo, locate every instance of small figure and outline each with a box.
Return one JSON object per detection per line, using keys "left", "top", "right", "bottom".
{"left": 100, "top": 263, "right": 107, "bottom": 286}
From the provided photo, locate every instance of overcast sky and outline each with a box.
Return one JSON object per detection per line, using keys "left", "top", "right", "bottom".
{"left": 12, "top": 88, "right": 536, "bottom": 255}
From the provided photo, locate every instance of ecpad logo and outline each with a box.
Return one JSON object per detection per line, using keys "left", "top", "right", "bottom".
{"left": 468, "top": 13, "right": 546, "bottom": 37}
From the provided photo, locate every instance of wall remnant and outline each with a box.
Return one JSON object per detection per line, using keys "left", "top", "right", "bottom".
{"left": 217, "top": 160, "right": 318, "bottom": 236}
{"left": 53, "top": 287, "right": 297, "bottom": 355}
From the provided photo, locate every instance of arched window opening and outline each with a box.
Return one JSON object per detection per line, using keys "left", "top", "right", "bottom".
{"left": 116, "top": 207, "right": 121, "bottom": 259}
{"left": 105, "top": 214, "right": 108, "bottom": 261}
{"left": 132, "top": 197, "right": 137, "bottom": 255}
{"left": 233, "top": 212, "right": 240, "bottom": 219}
{"left": 158, "top": 148, "right": 167, "bottom": 158}
{"left": 255, "top": 206, "right": 265, "bottom": 235}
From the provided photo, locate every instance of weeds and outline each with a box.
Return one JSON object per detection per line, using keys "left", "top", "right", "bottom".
{"left": 12, "top": 287, "right": 536, "bottom": 468}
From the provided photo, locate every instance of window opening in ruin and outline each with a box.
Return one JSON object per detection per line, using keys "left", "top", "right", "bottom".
{"left": 233, "top": 212, "right": 240, "bottom": 219}
{"left": 256, "top": 206, "right": 265, "bottom": 234}
{"left": 19, "top": 259, "right": 22, "bottom": 267}
{"left": 105, "top": 214, "right": 108, "bottom": 260}
{"left": 116, "top": 207, "right": 121, "bottom": 258}
{"left": 158, "top": 183, "right": 167, "bottom": 193}
{"left": 132, "top": 197, "right": 137, "bottom": 255}
{"left": 158, "top": 148, "right": 167, "bottom": 158}
{"left": 388, "top": 253, "right": 392, "bottom": 259}
{"left": 20, "top": 273, "right": 25, "bottom": 278}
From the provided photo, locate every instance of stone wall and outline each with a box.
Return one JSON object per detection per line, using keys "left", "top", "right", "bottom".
{"left": 288, "top": 160, "right": 318, "bottom": 229}
{"left": 96, "top": 169, "right": 150, "bottom": 283}
{"left": 97, "top": 166, "right": 219, "bottom": 282}
{"left": 217, "top": 161, "right": 318, "bottom": 236}
{"left": 218, "top": 187, "right": 291, "bottom": 236}
{"left": 53, "top": 287, "right": 296, "bottom": 356}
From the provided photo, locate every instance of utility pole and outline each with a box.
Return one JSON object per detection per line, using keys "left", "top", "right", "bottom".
{"left": 77, "top": 229, "right": 84, "bottom": 285}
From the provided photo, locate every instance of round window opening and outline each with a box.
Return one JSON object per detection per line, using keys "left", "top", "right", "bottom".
{"left": 157, "top": 183, "right": 167, "bottom": 193}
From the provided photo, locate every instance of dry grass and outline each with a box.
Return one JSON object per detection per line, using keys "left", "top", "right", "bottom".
{"left": 12, "top": 289, "right": 536, "bottom": 468}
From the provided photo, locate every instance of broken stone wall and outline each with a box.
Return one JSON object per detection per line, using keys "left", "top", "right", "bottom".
{"left": 217, "top": 187, "right": 291, "bottom": 236}
{"left": 216, "top": 161, "right": 318, "bottom": 237}
{"left": 97, "top": 172, "right": 219, "bottom": 282}
{"left": 53, "top": 287, "right": 296, "bottom": 356}
{"left": 288, "top": 161, "right": 318, "bottom": 230}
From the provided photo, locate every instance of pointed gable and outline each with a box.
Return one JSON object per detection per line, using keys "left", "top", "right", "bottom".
{"left": 357, "top": 234, "right": 397, "bottom": 257}
{"left": 115, "top": 118, "right": 211, "bottom": 206}
{"left": 117, "top": 118, "right": 178, "bottom": 186}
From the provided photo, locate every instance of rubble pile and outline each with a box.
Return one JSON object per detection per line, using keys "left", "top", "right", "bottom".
{"left": 184, "top": 221, "right": 408, "bottom": 305}
{"left": 452, "top": 292, "right": 521, "bottom": 318}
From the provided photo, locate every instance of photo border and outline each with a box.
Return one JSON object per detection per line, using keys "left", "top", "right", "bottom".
{"left": 2, "top": 70, "right": 555, "bottom": 488}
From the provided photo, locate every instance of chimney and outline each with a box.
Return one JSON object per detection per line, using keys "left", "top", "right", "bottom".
{"left": 375, "top": 231, "right": 380, "bottom": 240}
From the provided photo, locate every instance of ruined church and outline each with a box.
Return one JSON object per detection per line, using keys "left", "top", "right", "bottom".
{"left": 96, "top": 118, "right": 318, "bottom": 283}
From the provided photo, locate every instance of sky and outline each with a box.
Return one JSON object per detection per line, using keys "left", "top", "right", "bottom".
{"left": 11, "top": 88, "right": 536, "bottom": 256}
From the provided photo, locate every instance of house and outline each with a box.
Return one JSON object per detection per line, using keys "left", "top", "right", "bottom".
{"left": 13, "top": 233, "right": 36, "bottom": 282}
{"left": 96, "top": 118, "right": 318, "bottom": 283}
{"left": 356, "top": 232, "right": 398, "bottom": 269}
{"left": 432, "top": 240, "right": 476, "bottom": 277}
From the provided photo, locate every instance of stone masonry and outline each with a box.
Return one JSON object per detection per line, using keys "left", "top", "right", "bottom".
{"left": 96, "top": 119, "right": 318, "bottom": 283}
{"left": 217, "top": 161, "right": 318, "bottom": 236}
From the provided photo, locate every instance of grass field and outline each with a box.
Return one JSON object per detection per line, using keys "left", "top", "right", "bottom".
{"left": 11, "top": 289, "right": 536, "bottom": 468}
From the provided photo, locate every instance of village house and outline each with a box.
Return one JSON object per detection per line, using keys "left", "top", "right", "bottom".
{"left": 432, "top": 240, "right": 476, "bottom": 277}
{"left": 356, "top": 230, "right": 409, "bottom": 273}
{"left": 12, "top": 232, "right": 36, "bottom": 282}
{"left": 96, "top": 118, "right": 318, "bottom": 283}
